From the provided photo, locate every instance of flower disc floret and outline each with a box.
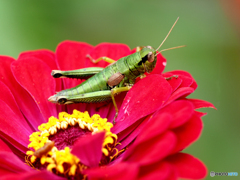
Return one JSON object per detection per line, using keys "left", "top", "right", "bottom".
{"left": 26, "top": 110, "right": 118, "bottom": 178}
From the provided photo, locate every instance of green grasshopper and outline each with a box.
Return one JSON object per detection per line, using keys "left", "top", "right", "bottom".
{"left": 48, "top": 17, "right": 184, "bottom": 123}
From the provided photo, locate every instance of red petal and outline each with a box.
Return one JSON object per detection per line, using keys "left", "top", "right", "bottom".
{"left": 1, "top": 170, "right": 64, "bottom": 180}
{"left": 0, "top": 139, "right": 12, "bottom": 152}
{"left": 194, "top": 111, "right": 207, "bottom": 118}
{"left": 0, "top": 151, "right": 30, "bottom": 174}
{"left": 164, "top": 87, "right": 194, "bottom": 107}
{"left": 190, "top": 80, "right": 198, "bottom": 90}
{"left": 163, "top": 71, "right": 193, "bottom": 88}
{"left": 177, "top": 75, "right": 193, "bottom": 88}
{"left": 0, "top": 81, "right": 32, "bottom": 132}
{"left": 87, "top": 43, "right": 131, "bottom": 68}
{"left": 0, "top": 169, "right": 15, "bottom": 179}
{"left": 149, "top": 53, "right": 166, "bottom": 75}
{"left": 0, "top": 99, "right": 30, "bottom": 151}
{"left": 171, "top": 112, "right": 203, "bottom": 153}
{"left": 56, "top": 41, "right": 93, "bottom": 71}
{"left": 138, "top": 162, "right": 171, "bottom": 180}
{"left": 123, "top": 131, "right": 176, "bottom": 165}
{"left": 168, "top": 70, "right": 193, "bottom": 78}
{"left": 167, "top": 153, "right": 207, "bottom": 179}
{"left": 117, "top": 112, "right": 172, "bottom": 151}
{"left": 133, "top": 113, "right": 172, "bottom": 145}
{"left": 169, "top": 70, "right": 198, "bottom": 90}
{"left": 130, "top": 48, "right": 137, "bottom": 54}
{"left": 18, "top": 50, "right": 62, "bottom": 92}
{"left": 0, "top": 137, "right": 26, "bottom": 160}
{"left": 112, "top": 75, "right": 172, "bottom": 134}
{"left": 0, "top": 56, "right": 44, "bottom": 129}
{"left": 161, "top": 100, "right": 194, "bottom": 128}
{"left": 187, "top": 98, "right": 216, "bottom": 109}
{"left": 85, "top": 162, "right": 138, "bottom": 180}
{"left": 18, "top": 50, "right": 56, "bottom": 70}
{"left": 71, "top": 132, "right": 105, "bottom": 167}
{"left": 116, "top": 116, "right": 148, "bottom": 150}
{"left": 166, "top": 165, "right": 178, "bottom": 180}
{"left": 163, "top": 72, "right": 182, "bottom": 92}
{"left": 12, "top": 58, "right": 57, "bottom": 121}
{"left": 18, "top": 50, "right": 63, "bottom": 114}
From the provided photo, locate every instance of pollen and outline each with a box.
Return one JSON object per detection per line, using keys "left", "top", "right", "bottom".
{"left": 26, "top": 110, "right": 120, "bottom": 179}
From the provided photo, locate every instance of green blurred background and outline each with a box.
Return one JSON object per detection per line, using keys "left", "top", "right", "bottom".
{"left": 0, "top": 0, "right": 239, "bottom": 179}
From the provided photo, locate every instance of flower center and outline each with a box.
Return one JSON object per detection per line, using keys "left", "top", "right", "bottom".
{"left": 26, "top": 110, "right": 120, "bottom": 179}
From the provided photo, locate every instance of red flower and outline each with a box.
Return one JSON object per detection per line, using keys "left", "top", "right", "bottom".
{"left": 0, "top": 41, "right": 215, "bottom": 180}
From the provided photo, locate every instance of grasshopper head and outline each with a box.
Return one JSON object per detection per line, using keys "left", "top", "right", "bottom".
{"left": 139, "top": 46, "right": 157, "bottom": 73}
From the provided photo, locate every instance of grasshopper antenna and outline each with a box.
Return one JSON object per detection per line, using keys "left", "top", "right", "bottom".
{"left": 155, "top": 17, "right": 179, "bottom": 54}
{"left": 155, "top": 45, "right": 186, "bottom": 56}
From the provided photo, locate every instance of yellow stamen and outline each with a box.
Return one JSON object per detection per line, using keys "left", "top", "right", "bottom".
{"left": 69, "top": 164, "right": 77, "bottom": 176}
{"left": 26, "top": 110, "right": 124, "bottom": 178}
{"left": 102, "top": 148, "right": 109, "bottom": 156}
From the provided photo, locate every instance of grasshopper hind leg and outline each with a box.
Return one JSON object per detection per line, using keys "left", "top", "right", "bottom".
{"left": 48, "top": 87, "right": 132, "bottom": 124}
{"left": 57, "top": 97, "right": 72, "bottom": 104}
{"left": 58, "top": 97, "right": 67, "bottom": 104}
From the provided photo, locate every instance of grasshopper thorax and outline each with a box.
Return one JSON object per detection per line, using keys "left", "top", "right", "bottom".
{"left": 139, "top": 46, "right": 157, "bottom": 73}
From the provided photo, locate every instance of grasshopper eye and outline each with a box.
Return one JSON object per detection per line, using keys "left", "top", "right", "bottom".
{"left": 147, "top": 52, "right": 154, "bottom": 63}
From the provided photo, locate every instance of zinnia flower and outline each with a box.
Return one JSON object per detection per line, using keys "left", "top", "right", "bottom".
{"left": 0, "top": 41, "right": 215, "bottom": 180}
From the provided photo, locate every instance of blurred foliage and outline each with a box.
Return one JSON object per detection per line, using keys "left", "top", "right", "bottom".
{"left": 0, "top": 0, "right": 239, "bottom": 179}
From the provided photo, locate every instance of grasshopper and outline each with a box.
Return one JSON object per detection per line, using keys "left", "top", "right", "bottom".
{"left": 48, "top": 17, "right": 184, "bottom": 123}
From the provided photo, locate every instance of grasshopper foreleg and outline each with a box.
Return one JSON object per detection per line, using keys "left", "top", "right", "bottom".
{"left": 86, "top": 54, "right": 116, "bottom": 64}
{"left": 139, "top": 74, "right": 146, "bottom": 79}
{"left": 165, "top": 75, "right": 178, "bottom": 80}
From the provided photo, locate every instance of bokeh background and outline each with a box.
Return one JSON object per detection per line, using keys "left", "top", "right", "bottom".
{"left": 0, "top": 1, "right": 239, "bottom": 179}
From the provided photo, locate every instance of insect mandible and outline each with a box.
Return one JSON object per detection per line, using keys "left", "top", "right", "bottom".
{"left": 48, "top": 17, "right": 184, "bottom": 123}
